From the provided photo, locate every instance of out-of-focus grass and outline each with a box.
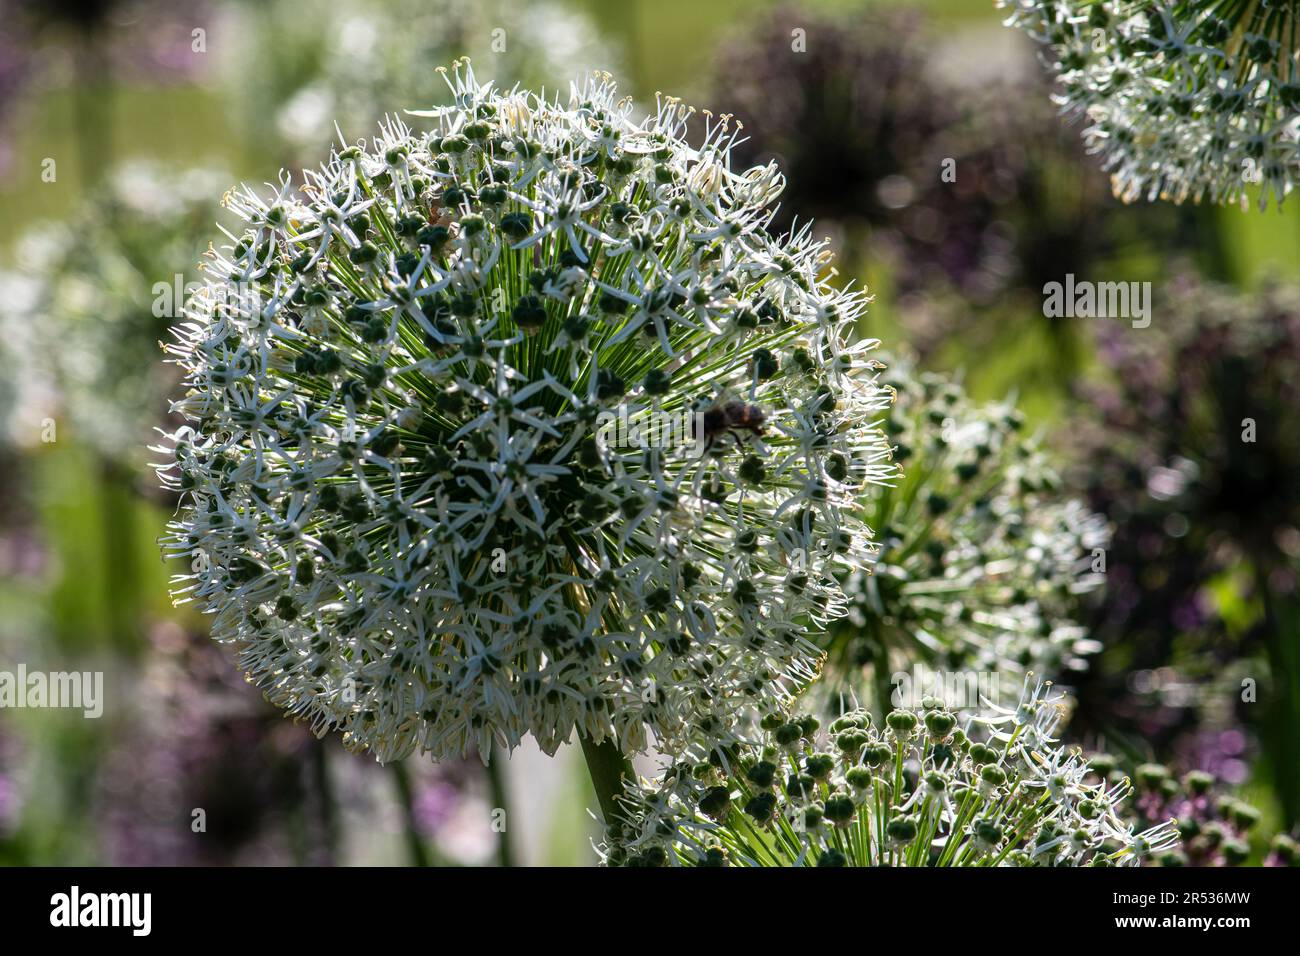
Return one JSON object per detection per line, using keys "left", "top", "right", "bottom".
{"left": 33, "top": 443, "right": 176, "bottom": 653}
{"left": 1218, "top": 203, "right": 1300, "bottom": 285}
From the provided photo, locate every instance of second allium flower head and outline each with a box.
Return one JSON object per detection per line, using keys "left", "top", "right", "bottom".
{"left": 159, "top": 61, "right": 894, "bottom": 764}
{"left": 1003, "top": 0, "right": 1300, "bottom": 209}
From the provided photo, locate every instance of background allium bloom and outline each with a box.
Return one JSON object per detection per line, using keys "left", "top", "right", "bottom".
{"left": 1087, "top": 758, "right": 1261, "bottom": 867}
{"left": 0, "top": 163, "right": 225, "bottom": 463}
{"left": 228, "top": 0, "right": 619, "bottom": 166}
{"left": 705, "top": 3, "right": 1184, "bottom": 381}
{"left": 1002, "top": 0, "right": 1300, "bottom": 208}
{"left": 95, "top": 623, "right": 321, "bottom": 866}
{"left": 706, "top": 6, "right": 1164, "bottom": 302}
{"left": 707, "top": 8, "right": 952, "bottom": 246}
{"left": 159, "top": 63, "right": 893, "bottom": 764}
{"left": 606, "top": 681, "right": 1177, "bottom": 867}
{"left": 826, "top": 363, "right": 1107, "bottom": 711}
{"left": 0, "top": 728, "right": 22, "bottom": 841}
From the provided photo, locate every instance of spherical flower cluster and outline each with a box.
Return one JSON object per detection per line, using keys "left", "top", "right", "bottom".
{"left": 158, "top": 62, "right": 894, "bottom": 764}
{"left": 231, "top": 0, "right": 618, "bottom": 164}
{"left": 0, "top": 162, "right": 225, "bottom": 462}
{"left": 605, "top": 679, "right": 1177, "bottom": 866}
{"left": 1001, "top": 1, "right": 1300, "bottom": 208}
{"left": 825, "top": 362, "right": 1107, "bottom": 711}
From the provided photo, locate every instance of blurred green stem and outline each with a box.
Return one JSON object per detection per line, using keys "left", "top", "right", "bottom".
{"left": 99, "top": 460, "right": 139, "bottom": 655}
{"left": 486, "top": 743, "right": 514, "bottom": 867}
{"left": 1256, "top": 563, "right": 1300, "bottom": 827}
{"left": 1194, "top": 205, "right": 1232, "bottom": 282}
{"left": 579, "top": 735, "right": 635, "bottom": 829}
{"left": 311, "top": 738, "right": 339, "bottom": 865}
{"left": 390, "top": 760, "right": 432, "bottom": 867}
{"left": 73, "top": 22, "right": 112, "bottom": 189}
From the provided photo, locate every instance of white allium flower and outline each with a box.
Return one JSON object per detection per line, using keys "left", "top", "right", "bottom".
{"left": 1002, "top": 1, "right": 1300, "bottom": 208}
{"left": 605, "top": 678, "right": 1180, "bottom": 867}
{"left": 157, "top": 62, "right": 894, "bottom": 765}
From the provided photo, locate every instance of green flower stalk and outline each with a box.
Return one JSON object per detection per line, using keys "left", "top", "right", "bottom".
{"left": 824, "top": 362, "right": 1107, "bottom": 713}
{"left": 604, "top": 679, "right": 1177, "bottom": 866}
{"left": 1002, "top": 1, "right": 1300, "bottom": 208}
{"left": 155, "top": 62, "right": 894, "bottom": 781}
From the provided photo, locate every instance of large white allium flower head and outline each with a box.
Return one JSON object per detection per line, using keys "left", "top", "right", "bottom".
{"left": 604, "top": 678, "right": 1179, "bottom": 867}
{"left": 1002, "top": 1, "right": 1300, "bottom": 209}
{"left": 157, "top": 61, "right": 894, "bottom": 764}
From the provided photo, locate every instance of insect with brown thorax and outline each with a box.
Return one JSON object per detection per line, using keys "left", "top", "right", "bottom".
{"left": 696, "top": 392, "right": 768, "bottom": 453}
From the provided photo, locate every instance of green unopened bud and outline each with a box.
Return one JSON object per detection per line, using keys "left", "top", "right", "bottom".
{"left": 924, "top": 710, "right": 956, "bottom": 739}
{"left": 887, "top": 816, "right": 918, "bottom": 846}
{"left": 886, "top": 710, "right": 918, "bottom": 737}
{"left": 698, "top": 786, "right": 732, "bottom": 822}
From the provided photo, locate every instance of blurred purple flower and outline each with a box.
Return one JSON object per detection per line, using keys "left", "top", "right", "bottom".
{"left": 1069, "top": 275, "right": 1300, "bottom": 823}
{"left": 1176, "top": 728, "right": 1251, "bottom": 788}
{"left": 1093, "top": 757, "right": 1261, "bottom": 866}
{"left": 0, "top": 730, "right": 22, "bottom": 835}
{"left": 95, "top": 621, "right": 323, "bottom": 865}
{"left": 0, "top": 0, "right": 215, "bottom": 174}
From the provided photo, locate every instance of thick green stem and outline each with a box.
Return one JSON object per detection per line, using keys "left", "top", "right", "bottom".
{"left": 873, "top": 624, "right": 896, "bottom": 722}
{"left": 579, "top": 735, "right": 636, "bottom": 828}
{"left": 311, "top": 738, "right": 339, "bottom": 865}
{"left": 1255, "top": 563, "right": 1300, "bottom": 828}
{"left": 390, "top": 760, "right": 433, "bottom": 867}
{"left": 485, "top": 743, "right": 515, "bottom": 867}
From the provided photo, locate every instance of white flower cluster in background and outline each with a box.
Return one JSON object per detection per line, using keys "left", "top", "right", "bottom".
{"left": 1002, "top": 0, "right": 1300, "bottom": 208}
{"left": 0, "top": 163, "right": 226, "bottom": 459}
{"left": 228, "top": 0, "right": 620, "bottom": 162}
{"left": 826, "top": 362, "right": 1109, "bottom": 710}
{"left": 158, "top": 63, "right": 894, "bottom": 765}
